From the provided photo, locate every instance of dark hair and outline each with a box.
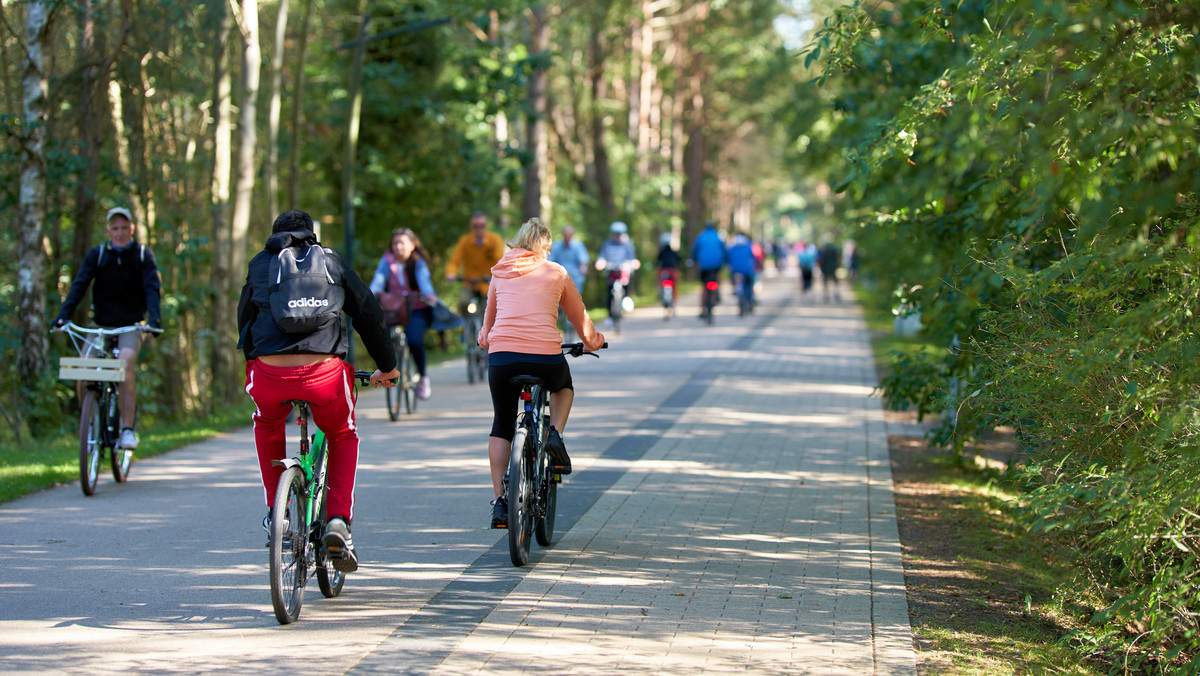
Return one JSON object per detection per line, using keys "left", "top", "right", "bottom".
{"left": 391, "top": 228, "right": 431, "bottom": 287}
{"left": 272, "top": 209, "right": 314, "bottom": 234}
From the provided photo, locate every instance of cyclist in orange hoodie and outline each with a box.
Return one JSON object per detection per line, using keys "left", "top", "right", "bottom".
{"left": 477, "top": 217, "right": 605, "bottom": 528}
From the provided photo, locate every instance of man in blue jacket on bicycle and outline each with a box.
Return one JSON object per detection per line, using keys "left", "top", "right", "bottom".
{"left": 691, "top": 220, "right": 726, "bottom": 314}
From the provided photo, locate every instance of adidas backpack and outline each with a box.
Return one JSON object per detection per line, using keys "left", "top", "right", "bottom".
{"left": 267, "top": 244, "right": 345, "bottom": 333}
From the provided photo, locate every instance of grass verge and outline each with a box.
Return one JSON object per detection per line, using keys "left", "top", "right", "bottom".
{"left": 857, "top": 284, "right": 1103, "bottom": 674}
{"left": 0, "top": 406, "right": 251, "bottom": 504}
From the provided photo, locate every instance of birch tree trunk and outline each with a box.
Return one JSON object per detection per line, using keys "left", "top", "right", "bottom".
{"left": 265, "top": 0, "right": 288, "bottom": 218}
{"left": 489, "top": 9, "right": 510, "bottom": 230}
{"left": 521, "top": 4, "right": 549, "bottom": 221}
{"left": 17, "top": 1, "right": 51, "bottom": 395}
{"left": 229, "top": 0, "right": 261, "bottom": 287}
{"left": 209, "top": 0, "right": 234, "bottom": 406}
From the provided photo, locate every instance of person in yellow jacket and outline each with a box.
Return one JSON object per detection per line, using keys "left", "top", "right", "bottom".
{"left": 444, "top": 211, "right": 506, "bottom": 316}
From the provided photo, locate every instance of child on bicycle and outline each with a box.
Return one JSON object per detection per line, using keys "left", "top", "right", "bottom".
{"left": 52, "top": 207, "right": 161, "bottom": 451}
{"left": 237, "top": 209, "right": 400, "bottom": 572}
{"left": 477, "top": 217, "right": 605, "bottom": 529}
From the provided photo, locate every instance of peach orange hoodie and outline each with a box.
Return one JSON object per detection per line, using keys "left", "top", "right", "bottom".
{"left": 478, "top": 248, "right": 604, "bottom": 355}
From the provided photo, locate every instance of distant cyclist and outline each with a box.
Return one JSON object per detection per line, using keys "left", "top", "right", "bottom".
{"left": 594, "top": 221, "right": 640, "bottom": 325}
{"left": 370, "top": 228, "right": 439, "bottom": 400}
{"left": 445, "top": 211, "right": 506, "bottom": 317}
{"left": 655, "top": 232, "right": 681, "bottom": 289}
{"left": 478, "top": 217, "right": 605, "bottom": 529}
{"left": 52, "top": 206, "right": 162, "bottom": 451}
{"left": 690, "top": 220, "right": 725, "bottom": 315}
{"left": 237, "top": 209, "right": 399, "bottom": 572}
{"left": 726, "top": 233, "right": 759, "bottom": 308}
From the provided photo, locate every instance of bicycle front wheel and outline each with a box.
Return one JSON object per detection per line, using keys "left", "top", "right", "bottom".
{"left": 507, "top": 428, "right": 533, "bottom": 566}
{"left": 534, "top": 437, "right": 558, "bottom": 547}
{"left": 404, "top": 347, "right": 417, "bottom": 414}
{"left": 78, "top": 390, "right": 102, "bottom": 496}
{"left": 111, "top": 401, "right": 132, "bottom": 484}
{"left": 386, "top": 331, "right": 403, "bottom": 421}
{"left": 270, "top": 466, "right": 308, "bottom": 624}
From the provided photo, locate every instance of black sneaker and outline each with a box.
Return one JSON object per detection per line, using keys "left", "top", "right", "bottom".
{"left": 323, "top": 516, "right": 359, "bottom": 573}
{"left": 545, "top": 427, "right": 572, "bottom": 475}
{"left": 491, "top": 497, "right": 508, "bottom": 529}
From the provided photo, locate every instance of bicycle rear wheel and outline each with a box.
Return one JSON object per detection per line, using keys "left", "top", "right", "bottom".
{"left": 270, "top": 466, "right": 308, "bottom": 624}
{"left": 78, "top": 390, "right": 102, "bottom": 496}
{"left": 507, "top": 428, "right": 533, "bottom": 566}
{"left": 313, "top": 440, "right": 346, "bottom": 598}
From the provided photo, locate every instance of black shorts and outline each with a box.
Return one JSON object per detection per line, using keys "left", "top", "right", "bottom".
{"left": 488, "top": 354, "right": 573, "bottom": 441}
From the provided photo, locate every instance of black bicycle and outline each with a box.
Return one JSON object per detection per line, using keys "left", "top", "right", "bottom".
{"left": 269, "top": 369, "right": 377, "bottom": 624}
{"left": 384, "top": 326, "right": 418, "bottom": 421}
{"left": 53, "top": 321, "right": 163, "bottom": 496}
{"left": 457, "top": 277, "right": 489, "bottom": 384}
{"left": 504, "top": 342, "right": 606, "bottom": 567}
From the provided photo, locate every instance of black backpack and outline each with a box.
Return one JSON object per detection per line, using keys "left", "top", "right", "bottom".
{"left": 267, "top": 244, "right": 345, "bottom": 333}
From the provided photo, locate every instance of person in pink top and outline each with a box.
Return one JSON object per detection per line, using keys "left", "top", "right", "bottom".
{"left": 477, "top": 217, "right": 606, "bottom": 529}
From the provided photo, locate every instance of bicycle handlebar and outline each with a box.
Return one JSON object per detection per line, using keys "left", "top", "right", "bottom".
{"left": 353, "top": 369, "right": 399, "bottom": 387}
{"left": 455, "top": 275, "right": 491, "bottom": 283}
{"left": 562, "top": 342, "right": 607, "bottom": 358}
{"left": 52, "top": 320, "right": 163, "bottom": 336}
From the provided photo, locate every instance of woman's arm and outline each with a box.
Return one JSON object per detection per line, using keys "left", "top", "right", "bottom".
{"left": 477, "top": 281, "right": 498, "bottom": 350}
{"left": 369, "top": 255, "right": 389, "bottom": 295}
{"left": 415, "top": 258, "right": 436, "bottom": 299}
{"left": 561, "top": 276, "right": 604, "bottom": 352}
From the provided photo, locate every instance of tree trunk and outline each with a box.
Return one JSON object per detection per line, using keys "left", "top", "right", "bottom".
{"left": 209, "top": 0, "right": 234, "bottom": 407}
{"left": 634, "top": 0, "right": 655, "bottom": 179}
{"left": 287, "top": 0, "right": 313, "bottom": 210}
{"left": 266, "top": 0, "right": 289, "bottom": 218}
{"left": 521, "top": 4, "right": 549, "bottom": 221}
{"left": 229, "top": 0, "right": 261, "bottom": 289}
{"left": 489, "top": 9, "right": 510, "bottom": 230}
{"left": 17, "top": 1, "right": 52, "bottom": 397}
{"left": 683, "top": 5, "right": 708, "bottom": 239}
{"left": 588, "top": 20, "right": 615, "bottom": 220}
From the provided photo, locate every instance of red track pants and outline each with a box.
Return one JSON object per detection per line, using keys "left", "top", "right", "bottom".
{"left": 244, "top": 358, "right": 359, "bottom": 520}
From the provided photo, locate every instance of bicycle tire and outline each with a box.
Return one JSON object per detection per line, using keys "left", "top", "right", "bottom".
{"left": 534, "top": 423, "right": 557, "bottom": 546}
{"left": 404, "top": 348, "right": 417, "bottom": 414}
{"left": 465, "top": 317, "right": 478, "bottom": 384}
{"left": 313, "top": 439, "right": 346, "bottom": 598}
{"left": 270, "top": 466, "right": 308, "bottom": 624}
{"left": 610, "top": 282, "right": 623, "bottom": 333}
{"left": 109, "top": 393, "right": 132, "bottom": 483}
{"left": 473, "top": 350, "right": 488, "bottom": 384}
{"left": 78, "top": 390, "right": 102, "bottom": 496}
{"left": 386, "top": 331, "right": 403, "bottom": 421}
{"left": 507, "top": 428, "right": 533, "bottom": 567}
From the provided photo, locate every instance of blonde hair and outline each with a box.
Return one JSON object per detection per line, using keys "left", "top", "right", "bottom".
{"left": 509, "top": 217, "right": 553, "bottom": 257}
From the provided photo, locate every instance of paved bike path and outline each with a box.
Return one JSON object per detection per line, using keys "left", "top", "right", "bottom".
{"left": 0, "top": 270, "right": 914, "bottom": 674}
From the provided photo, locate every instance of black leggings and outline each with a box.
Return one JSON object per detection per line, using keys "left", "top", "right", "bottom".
{"left": 488, "top": 358, "right": 573, "bottom": 441}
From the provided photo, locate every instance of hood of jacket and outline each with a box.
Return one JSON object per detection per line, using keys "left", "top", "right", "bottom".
{"left": 265, "top": 229, "right": 319, "bottom": 254}
{"left": 490, "top": 247, "right": 547, "bottom": 279}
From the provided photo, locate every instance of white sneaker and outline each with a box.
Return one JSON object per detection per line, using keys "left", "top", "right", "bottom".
{"left": 417, "top": 376, "right": 432, "bottom": 400}
{"left": 118, "top": 428, "right": 139, "bottom": 449}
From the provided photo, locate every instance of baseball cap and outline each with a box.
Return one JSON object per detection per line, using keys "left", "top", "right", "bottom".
{"left": 106, "top": 207, "right": 133, "bottom": 222}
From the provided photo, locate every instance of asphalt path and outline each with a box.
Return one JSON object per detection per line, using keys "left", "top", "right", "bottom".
{"left": 0, "top": 276, "right": 792, "bottom": 674}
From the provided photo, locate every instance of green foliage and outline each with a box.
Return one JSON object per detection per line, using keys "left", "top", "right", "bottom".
{"left": 805, "top": 0, "right": 1200, "bottom": 668}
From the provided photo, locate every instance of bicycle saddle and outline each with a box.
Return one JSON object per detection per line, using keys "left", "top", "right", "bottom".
{"left": 509, "top": 375, "right": 544, "bottom": 389}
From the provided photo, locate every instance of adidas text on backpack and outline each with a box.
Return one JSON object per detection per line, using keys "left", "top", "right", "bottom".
{"left": 267, "top": 245, "right": 345, "bottom": 333}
